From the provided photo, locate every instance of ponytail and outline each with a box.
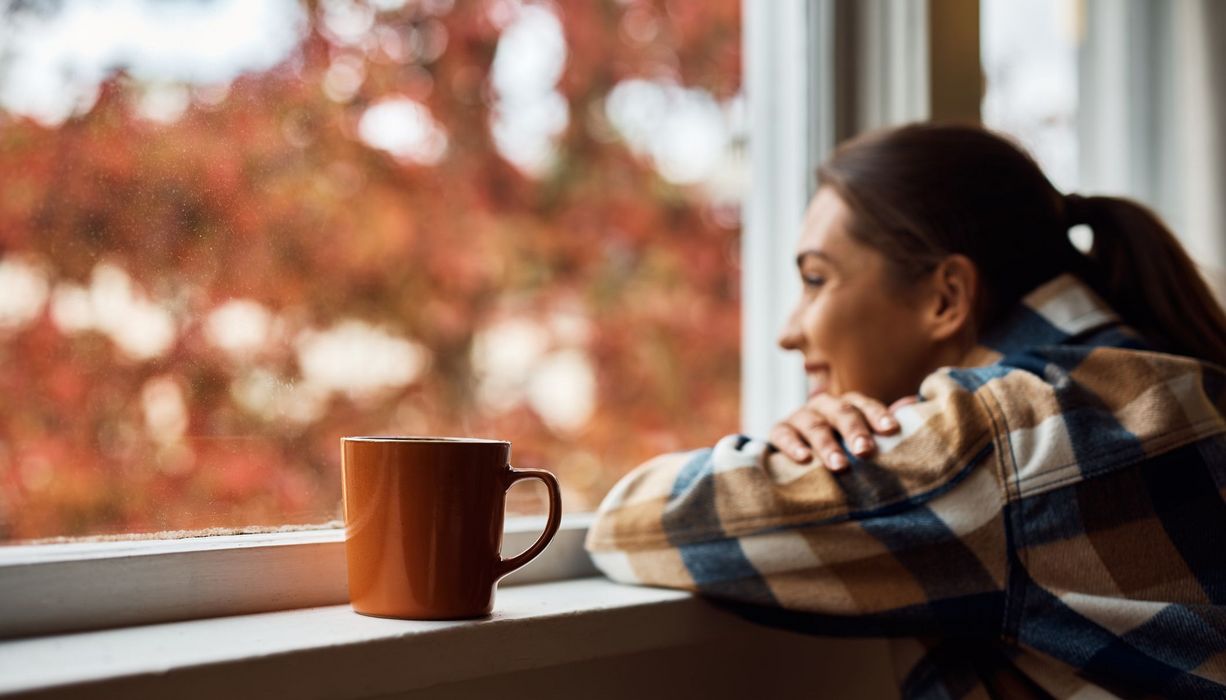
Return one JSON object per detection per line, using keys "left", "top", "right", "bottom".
{"left": 1066, "top": 195, "right": 1226, "bottom": 367}
{"left": 820, "top": 123, "right": 1226, "bottom": 368}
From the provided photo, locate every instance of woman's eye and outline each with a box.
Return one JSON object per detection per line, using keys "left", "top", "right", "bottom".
{"left": 801, "top": 274, "right": 825, "bottom": 288}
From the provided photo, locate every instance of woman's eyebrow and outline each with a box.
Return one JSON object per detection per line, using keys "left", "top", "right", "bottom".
{"left": 795, "top": 250, "right": 837, "bottom": 268}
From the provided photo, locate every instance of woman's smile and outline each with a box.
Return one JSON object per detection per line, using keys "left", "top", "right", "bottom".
{"left": 804, "top": 363, "right": 830, "bottom": 397}
{"left": 776, "top": 188, "right": 962, "bottom": 404}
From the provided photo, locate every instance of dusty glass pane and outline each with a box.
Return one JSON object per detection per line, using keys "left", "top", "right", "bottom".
{"left": 0, "top": 0, "right": 743, "bottom": 541}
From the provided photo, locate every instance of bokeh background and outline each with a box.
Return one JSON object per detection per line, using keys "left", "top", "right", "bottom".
{"left": 0, "top": 0, "right": 743, "bottom": 541}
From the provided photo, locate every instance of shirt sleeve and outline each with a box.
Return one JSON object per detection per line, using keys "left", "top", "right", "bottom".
{"left": 584, "top": 369, "right": 1010, "bottom": 634}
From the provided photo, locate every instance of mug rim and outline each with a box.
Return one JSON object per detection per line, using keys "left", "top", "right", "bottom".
{"left": 342, "top": 435, "right": 510, "bottom": 446}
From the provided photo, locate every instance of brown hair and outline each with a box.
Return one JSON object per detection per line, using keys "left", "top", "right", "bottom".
{"left": 817, "top": 122, "right": 1226, "bottom": 367}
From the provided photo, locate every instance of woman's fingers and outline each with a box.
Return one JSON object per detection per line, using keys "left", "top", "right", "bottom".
{"left": 843, "top": 392, "right": 899, "bottom": 435}
{"left": 769, "top": 422, "right": 813, "bottom": 463}
{"left": 771, "top": 392, "right": 913, "bottom": 471}
{"left": 802, "top": 419, "right": 848, "bottom": 470}
{"left": 770, "top": 413, "right": 845, "bottom": 469}
{"left": 808, "top": 393, "right": 876, "bottom": 459}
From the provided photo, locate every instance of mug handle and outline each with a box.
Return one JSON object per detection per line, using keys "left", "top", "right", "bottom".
{"left": 495, "top": 466, "right": 562, "bottom": 579}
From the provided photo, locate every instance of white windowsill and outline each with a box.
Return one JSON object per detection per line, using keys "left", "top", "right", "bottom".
{"left": 0, "top": 515, "right": 597, "bottom": 639}
{"left": 0, "top": 578, "right": 759, "bottom": 699}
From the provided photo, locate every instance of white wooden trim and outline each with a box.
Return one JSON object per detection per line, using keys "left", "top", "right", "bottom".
{"left": 1078, "top": 0, "right": 1173, "bottom": 208}
{"left": 0, "top": 579, "right": 708, "bottom": 697}
{"left": 0, "top": 577, "right": 898, "bottom": 700}
{"left": 1, "top": 0, "right": 947, "bottom": 646}
{"left": 1079, "top": 0, "right": 1226, "bottom": 290}
{"left": 740, "top": 0, "right": 815, "bottom": 437}
{"left": 0, "top": 514, "right": 596, "bottom": 639}
{"left": 848, "top": 0, "right": 930, "bottom": 131}
{"left": 740, "top": 0, "right": 935, "bottom": 438}
{"left": 1172, "top": 0, "right": 1226, "bottom": 275}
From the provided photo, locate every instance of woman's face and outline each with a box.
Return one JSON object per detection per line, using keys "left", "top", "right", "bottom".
{"left": 777, "top": 188, "right": 948, "bottom": 404}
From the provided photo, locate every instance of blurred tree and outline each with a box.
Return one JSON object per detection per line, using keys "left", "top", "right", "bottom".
{"left": 0, "top": 0, "right": 741, "bottom": 540}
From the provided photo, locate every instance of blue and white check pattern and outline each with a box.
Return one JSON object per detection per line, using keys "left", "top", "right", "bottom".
{"left": 586, "top": 274, "right": 1226, "bottom": 698}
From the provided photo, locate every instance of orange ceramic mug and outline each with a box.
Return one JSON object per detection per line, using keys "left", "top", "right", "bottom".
{"left": 341, "top": 436, "right": 562, "bottom": 620}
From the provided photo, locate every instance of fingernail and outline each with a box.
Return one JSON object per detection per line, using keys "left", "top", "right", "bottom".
{"left": 793, "top": 447, "right": 811, "bottom": 461}
{"left": 828, "top": 453, "right": 848, "bottom": 470}
{"left": 879, "top": 417, "right": 896, "bottom": 430}
{"left": 853, "top": 436, "right": 871, "bottom": 454}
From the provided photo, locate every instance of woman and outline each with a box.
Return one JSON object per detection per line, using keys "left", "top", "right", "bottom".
{"left": 585, "top": 123, "right": 1226, "bottom": 698}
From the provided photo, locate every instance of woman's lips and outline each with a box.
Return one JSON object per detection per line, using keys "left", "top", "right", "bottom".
{"left": 805, "top": 365, "right": 830, "bottom": 398}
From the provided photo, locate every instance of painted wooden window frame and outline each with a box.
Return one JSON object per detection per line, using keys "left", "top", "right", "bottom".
{"left": 0, "top": 0, "right": 956, "bottom": 640}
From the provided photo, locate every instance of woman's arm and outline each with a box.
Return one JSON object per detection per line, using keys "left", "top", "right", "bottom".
{"left": 585, "top": 369, "right": 1008, "bottom": 636}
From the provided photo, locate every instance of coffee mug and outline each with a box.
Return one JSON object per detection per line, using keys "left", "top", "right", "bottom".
{"left": 341, "top": 436, "right": 562, "bottom": 620}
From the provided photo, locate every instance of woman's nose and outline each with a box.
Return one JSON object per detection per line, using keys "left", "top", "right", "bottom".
{"left": 777, "top": 310, "right": 802, "bottom": 351}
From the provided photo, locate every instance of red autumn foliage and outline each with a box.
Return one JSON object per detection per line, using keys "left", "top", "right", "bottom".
{"left": 0, "top": 0, "right": 741, "bottom": 541}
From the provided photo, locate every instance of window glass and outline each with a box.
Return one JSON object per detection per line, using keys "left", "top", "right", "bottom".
{"left": 981, "top": 0, "right": 1080, "bottom": 191}
{"left": 0, "top": 0, "right": 742, "bottom": 542}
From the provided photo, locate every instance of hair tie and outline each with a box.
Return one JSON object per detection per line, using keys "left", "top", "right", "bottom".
{"left": 1063, "top": 193, "right": 1090, "bottom": 228}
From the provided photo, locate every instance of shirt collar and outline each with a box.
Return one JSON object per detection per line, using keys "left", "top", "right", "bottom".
{"left": 961, "top": 274, "right": 1121, "bottom": 367}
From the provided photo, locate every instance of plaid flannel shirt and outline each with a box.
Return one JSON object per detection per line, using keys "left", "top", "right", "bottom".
{"left": 585, "top": 274, "right": 1226, "bottom": 699}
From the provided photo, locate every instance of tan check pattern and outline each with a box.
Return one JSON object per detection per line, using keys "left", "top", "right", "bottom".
{"left": 587, "top": 275, "right": 1226, "bottom": 698}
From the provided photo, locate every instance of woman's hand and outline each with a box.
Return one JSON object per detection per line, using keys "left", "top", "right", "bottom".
{"left": 769, "top": 392, "right": 913, "bottom": 471}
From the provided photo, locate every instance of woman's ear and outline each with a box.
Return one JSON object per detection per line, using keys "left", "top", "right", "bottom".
{"left": 925, "top": 255, "right": 978, "bottom": 342}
